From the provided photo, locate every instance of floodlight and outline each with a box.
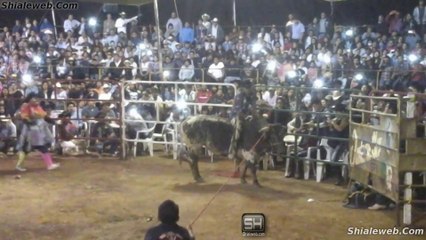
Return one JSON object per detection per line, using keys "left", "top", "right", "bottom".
{"left": 33, "top": 55, "right": 42, "bottom": 64}
{"left": 313, "top": 79, "right": 324, "bottom": 88}
{"left": 408, "top": 54, "right": 419, "bottom": 63}
{"left": 287, "top": 70, "right": 297, "bottom": 78}
{"left": 163, "top": 70, "right": 171, "bottom": 78}
{"left": 88, "top": 18, "right": 97, "bottom": 27}
{"left": 252, "top": 43, "right": 263, "bottom": 53}
{"left": 345, "top": 29, "right": 354, "bottom": 37}
{"left": 22, "top": 74, "right": 33, "bottom": 86}
{"left": 354, "top": 73, "right": 363, "bottom": 81}
{"left": 177, "top": 100, "right": 187, "bottom": 110}
{"left": 266, "top": 61, "right": 277, "bottom": 71}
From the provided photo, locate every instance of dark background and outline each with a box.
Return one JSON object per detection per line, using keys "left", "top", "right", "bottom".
{"left": 0, "top": 0, "right": 421, "bottom": 29}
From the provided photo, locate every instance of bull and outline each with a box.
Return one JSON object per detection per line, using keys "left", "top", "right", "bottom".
{"left": 180, "top": 114, "right": 281, "bottom": 186}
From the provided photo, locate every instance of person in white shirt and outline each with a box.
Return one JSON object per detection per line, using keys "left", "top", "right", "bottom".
{"left": 179, "top": 60, "right": 195, "bottom": 81}
{"left": 262, "top": 88, "right": 277, "bottom": 108}
{"left": 291, "top": 19, "right": 305, "bottom": 42}
{"left": 207, "top": 57, "right": 225, "bottom": 82}
{"left": 63, "top": 14, "right": 80, "bottom": 34}
{"left": 115, "top": 12, "right": 138, "bottom": 35}
{"left": 51, "top": 82, "right": 68, "bottom": 100}
{"left": 103, "top": 14, "right": 115, "bottom": 35}
{"left": 166, "top": 12, "right": 183, "bottom": 34}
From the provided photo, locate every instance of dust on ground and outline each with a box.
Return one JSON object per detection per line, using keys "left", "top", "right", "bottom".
{"left": 0, "top": 153, "right": 424, "bottom": 240}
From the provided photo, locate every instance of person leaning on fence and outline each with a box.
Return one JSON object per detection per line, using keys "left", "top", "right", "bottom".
{"left": 144, "top": 200, "right": 195, "bottom": 240}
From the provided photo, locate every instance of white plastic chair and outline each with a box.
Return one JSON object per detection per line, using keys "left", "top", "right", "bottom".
{"left": 306, "top": 139, "right": 335, "bottom": 182}
{"left": 283, "top": 135, "right": 302, "bottom": 177}
{"left": 133, "top": 124, "right": 156, "bottom": 157}
{"left": 152, "top": 124, "right": 178, "bottom": 160}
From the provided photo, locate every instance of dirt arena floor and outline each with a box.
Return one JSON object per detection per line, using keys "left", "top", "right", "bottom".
{"left": 0, "top": 153, "right": 425, "bottom": 240}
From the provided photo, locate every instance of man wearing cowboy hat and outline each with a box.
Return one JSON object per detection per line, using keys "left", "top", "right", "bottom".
{"left": 209, "top": 18, "right": 224, "bottom": 43}
{"left": 115, "top": 12, "right": 138, "bottom": 35}
{"left": 201, "top": 13, "right": 211, "bottom": 30}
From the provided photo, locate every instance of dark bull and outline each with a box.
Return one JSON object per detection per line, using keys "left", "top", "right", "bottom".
{"left": 180, "top": 115, "right": 282, "bottom": 186}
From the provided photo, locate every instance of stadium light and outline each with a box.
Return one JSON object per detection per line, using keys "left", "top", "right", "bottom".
{"left": 345, "top": 29, "right": 354, "bottom": 37}
{"left": 266, "top": 61, "right": 277, "bottom": 71}
{"left": 313, "top": 79, "right": 324, "bottom": 88}
{"left": 408, "top": 54, "right": 419, "bottom": 63}
{"left": 252, "top": 43, "right": 263, "bottom": 53}
{"left": 163, "top": 70, "right": 171, "bottom": 78}
{"left": 22, "top": 74, "right": 33, "bottom": 86}
{"left": 33, "top": 55, "right": 42, "bottom": 64}
{"left": 128, "top": 108, "right": 139, "bottom": 118}
{"left": 88, "top": 18, "right": 97, "bottom": 27}
{"left": 177, "top": 99, "right": 187, "bottom": 110}
{"left": 146, "top": 50, "right": 153, "bottom": 56}
{"left": 323, "top": 55, "right": 331, "bottom": 64}
{"left": 354, "top": 73, "right": 364, "bottom": 81}
{"left": 287, "top": 70, "right": 297, "bottom": 79}
{"left": 139, "top": 43, "right": 146, "bottom": 50}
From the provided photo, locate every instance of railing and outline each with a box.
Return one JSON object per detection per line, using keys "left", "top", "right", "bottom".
{"left": 120, "top": 80, "right": 237, "bottom": 159}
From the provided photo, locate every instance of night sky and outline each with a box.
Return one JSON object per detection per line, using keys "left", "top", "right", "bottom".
{"left": 0, "top": 0, "right": 421, "bottom": 30}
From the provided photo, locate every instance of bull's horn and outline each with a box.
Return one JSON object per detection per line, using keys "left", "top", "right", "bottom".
{"left": 259, "top": 126, "right": 269, "bottom": 133}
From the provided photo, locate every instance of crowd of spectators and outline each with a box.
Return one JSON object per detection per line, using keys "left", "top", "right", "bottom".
{"left": 1, "top": 2, "right": 426, "bottom": 168}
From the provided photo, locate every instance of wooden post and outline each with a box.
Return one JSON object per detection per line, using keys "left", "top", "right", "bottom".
{"left": 403, "top": 172, "right": 412, "bottom": 225}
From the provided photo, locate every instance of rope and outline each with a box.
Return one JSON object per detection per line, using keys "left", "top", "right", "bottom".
{"left": 189, "top": 175, "right": 233, "bottom": 227}
{"left": 189, "top": 133, "right": 266, "bottom": 227}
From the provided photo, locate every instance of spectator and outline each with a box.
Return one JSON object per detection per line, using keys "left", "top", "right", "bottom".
{"left": 209, "top": 18, "right": 225, "bottom": 43}
{"left": 115, "top": 12, "right": 138, "bottom": 35}
{"left": 91, "top": 113, "right": 119, "bottom": 156}
{"left": 207, "top": 57, "right": 225, "bottom": 82}
{"left": 291, "top": 18, "right": 305, "bottom": 43}
{"left": 166, "top": 12, "right": 183, "bottom": 35}
{"left": 179, "top": 22, "right": 194, "bottom": 44}
{"left": 413, "top": 0, "right": 426, "bottom": 36}
{"left": 178, "top": 59, "right": 195, "bottom": 81}
{"left": 144, "top": 200, "right": 195, "bottom": 240}
{"left": 63, "top": 14, "right": 80, "bottom": 35}
{"left": 103, "top": 14, "right": 115, "bottom": 35}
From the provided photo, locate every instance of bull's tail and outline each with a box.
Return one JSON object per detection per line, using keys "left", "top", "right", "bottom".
{"left": 228, "top": 116, "right": 241, "bottom": 160}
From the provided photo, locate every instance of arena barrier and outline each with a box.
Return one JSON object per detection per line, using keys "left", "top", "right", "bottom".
{"left": 120, "top": 80, "right": 237, "bottom": 160}
{"left": 350, "top": 94, "right": 426, "bottom": 225}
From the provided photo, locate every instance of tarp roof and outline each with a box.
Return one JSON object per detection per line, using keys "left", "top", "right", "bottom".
{"left": 78, "top": 0, "right": 153, "bottom": 6}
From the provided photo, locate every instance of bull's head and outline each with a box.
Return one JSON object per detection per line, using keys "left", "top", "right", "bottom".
{"left": 258, "top": 124, "right": 284, "bottom": 149}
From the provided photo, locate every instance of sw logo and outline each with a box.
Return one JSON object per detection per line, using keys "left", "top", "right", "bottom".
{"left": 242, "top": 213, "right": 266, "bottom": 237}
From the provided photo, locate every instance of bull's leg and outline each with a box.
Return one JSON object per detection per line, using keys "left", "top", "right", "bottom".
{"left": 251, "top": 160, "right": 261, "bottom": 187}
{"left": 240, "top": 161, "right": 249, "bottom": 184}
{"left": 188, "top": 151, "right": 203, "bottom": 182}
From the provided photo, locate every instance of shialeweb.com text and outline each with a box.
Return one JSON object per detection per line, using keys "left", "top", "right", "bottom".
{"left": 1, "top": 1, "right": 78, "bottom": 10}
